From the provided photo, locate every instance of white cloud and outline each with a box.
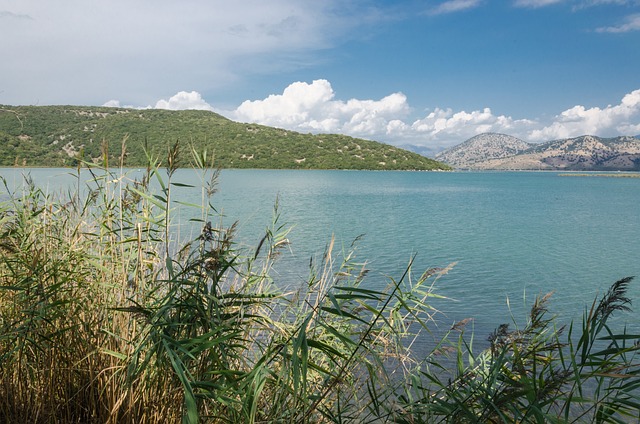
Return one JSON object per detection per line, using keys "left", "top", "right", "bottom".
{"left": 528, "top": 89, "right": 640, "bottom": 140}
{"left": 229, "top": 82, "right": 640, "bottom": 150}
{"left": 105, "top": 91, "right": 216, "bottom": 111}
{"left": 226, "top": 80, "right": 537, "bottom": 151}
{"left": 596, "top": 14, "right": 640, "bottom": 33}
{"left": 154, "top": 91, "right": 215, "bottom": 111}
{"left": 232, "top": 79, "right": 411, "bottom": 136}
{"left": 407, "top": 108, "right": 537, "bottom": 150}
{"left": 233, "top": 80, "right": 336, "bottom": 126}
{"left": 429, "top": 0, "right": 482, "bottom": 15}
{"left": 103, "top": 100, "right": 121, "bottom": 108}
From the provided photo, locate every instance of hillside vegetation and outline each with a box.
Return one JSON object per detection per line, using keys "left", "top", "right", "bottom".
{"left": 0, "top": 105, "right": 449, "bottom": 170}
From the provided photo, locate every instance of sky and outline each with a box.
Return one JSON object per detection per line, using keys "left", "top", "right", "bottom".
{"left": 1, "top": 0, "right": 639, "bottom": 154}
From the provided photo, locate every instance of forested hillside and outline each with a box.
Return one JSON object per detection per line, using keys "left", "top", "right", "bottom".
{"left": 0, "top": 105, "right": 449, "bottom": 170}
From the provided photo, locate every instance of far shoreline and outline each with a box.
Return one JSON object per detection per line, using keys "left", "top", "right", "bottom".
{"left": 557, "top": 172, "right": 640, "bottom": 178}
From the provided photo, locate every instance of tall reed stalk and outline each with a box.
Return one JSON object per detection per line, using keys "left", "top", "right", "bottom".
{"left": 0, "top": 139, "right": 638, "bottom": 423}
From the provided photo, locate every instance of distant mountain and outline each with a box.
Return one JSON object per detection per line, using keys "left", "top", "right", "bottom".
{"left": 434, "top": 133, "right": 532, "bottom": 168}
{"left": 436, "top": 133, "right": 640, "bottom": 170}
{"left": 0, "top": 105, "right": 449, "bottom": 170}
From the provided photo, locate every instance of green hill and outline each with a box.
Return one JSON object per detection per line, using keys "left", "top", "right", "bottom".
{"left": 0, "top": 105, "right": 449, "bottom": 170}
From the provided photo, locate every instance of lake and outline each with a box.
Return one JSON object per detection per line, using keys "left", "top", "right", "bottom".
{"left": 2, "top": 168, "right": 639, "bottom": 342}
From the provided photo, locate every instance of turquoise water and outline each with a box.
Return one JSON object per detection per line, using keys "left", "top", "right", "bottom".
{"left": 2, "top": 168, "right": 639, "bottom": 340}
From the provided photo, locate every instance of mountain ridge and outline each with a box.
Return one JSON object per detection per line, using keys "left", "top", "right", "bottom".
{"left": 436, "top": 133, "right": 640, "bottom": 171}
{"left": 435, "top": 133, "right": 533, "bottom": 168}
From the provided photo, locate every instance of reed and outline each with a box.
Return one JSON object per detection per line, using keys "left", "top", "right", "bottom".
{"left": 393, "top": 281, "right": 640, "bottom": 423}
{"left": 0, "top": 140, "right": 638, "bottom": 423}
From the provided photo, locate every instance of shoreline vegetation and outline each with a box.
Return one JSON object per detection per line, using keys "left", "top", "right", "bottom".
{"left": 1, "top": 143, "right": 639, "bottom": 423}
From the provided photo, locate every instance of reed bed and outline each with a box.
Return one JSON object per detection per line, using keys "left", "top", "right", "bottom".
{"left": 1, "top": 142, "right": 638, "bottom": 423}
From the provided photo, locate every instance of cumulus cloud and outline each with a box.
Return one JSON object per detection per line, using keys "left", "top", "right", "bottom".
{"left": 528, "top": 89, "right": 640, "bottom": 140}
{"left": 229, "top": 81, "right": 640, "bottom": 150}
{"left": 596, "top": 14, "right": 640, "bottom": 33}
{"left": 227, "top": 79, "right": 539, "bottom": 151}
{"left": 103, "top": 92, "right": 216, "bottom": 111}
{"left": 409, "top": 108, "right": 536, "bottom": 145}
{"left": 232, "top": 79, "right": 411, "bottom": 136}
{"left": 154, "top": 91, "right": 215, "bottom": 111}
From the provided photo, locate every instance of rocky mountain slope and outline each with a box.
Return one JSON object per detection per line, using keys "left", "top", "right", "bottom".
{"left": 436, "top": 133, "right": 640, "bottom": 171}
{"left": 434, "top": 133, "right": 532, "bottom": 168}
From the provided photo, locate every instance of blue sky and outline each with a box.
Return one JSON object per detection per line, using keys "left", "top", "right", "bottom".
{"left": 1, "top": 0, "right": 639, "bottom": 153}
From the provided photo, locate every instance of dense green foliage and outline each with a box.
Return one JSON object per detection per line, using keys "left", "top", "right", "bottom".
{"left": 0, "top": 148, "right": 638, "bottom": 423}
{"left": 0, "top": 105, "right": 449, "bottom": 170}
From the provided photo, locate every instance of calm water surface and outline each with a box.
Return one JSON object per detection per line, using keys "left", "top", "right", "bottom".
{"left": 2, "top": 168, "right": 639, "bottom": 339}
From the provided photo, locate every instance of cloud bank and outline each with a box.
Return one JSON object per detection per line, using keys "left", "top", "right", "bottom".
{"left": 229, "top": 81, "right": 640, "bottom": 150}
{"left": 107, "top": 80, "right": 640, "bottom": 154}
